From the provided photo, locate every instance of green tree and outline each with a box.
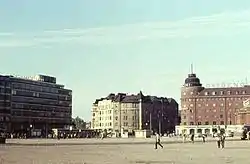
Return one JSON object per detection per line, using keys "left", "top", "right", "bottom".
{"left": 72, "top": 116, "right": 86, "bottom": 129}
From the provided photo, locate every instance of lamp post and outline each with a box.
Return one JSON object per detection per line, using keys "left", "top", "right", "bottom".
{"left": 30, "top": 124, "right": 33, "bottom": 138}
{"left": 159, "top": 99, "right": 163, "bottom": 135}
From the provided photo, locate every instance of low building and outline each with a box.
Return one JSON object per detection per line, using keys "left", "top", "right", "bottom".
{"left": 0, "top": 74, "right": 72, "bottom": 136}
{"left": 91, "top": 92, "right": 179, "bottom": 135}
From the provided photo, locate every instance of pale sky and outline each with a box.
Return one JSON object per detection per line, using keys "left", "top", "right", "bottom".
{"left": 1, "top": 0, "right": 250, "bottom": 121}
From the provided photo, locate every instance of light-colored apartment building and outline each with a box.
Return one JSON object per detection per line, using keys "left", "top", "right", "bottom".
{"left": 91, "top": 92, "right": 179, "bottom": 134}
{"left": 91, "top": 94, "right": 140, "bottom": 133}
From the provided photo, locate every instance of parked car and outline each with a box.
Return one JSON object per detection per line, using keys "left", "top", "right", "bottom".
{"left": 195, "top": 133, "right": 203, "bottom": 138}
{"left": 226, "top": 132, "right": 234, "bottom": 137}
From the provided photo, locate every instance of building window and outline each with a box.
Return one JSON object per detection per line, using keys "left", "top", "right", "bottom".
{"left": 213, "top": 121, "right": 217, "bottom": 125}
{"left": 213, "top": 104, "right": 216, "bottom": 107}
{"left": 183, "top": 92, "right": 186, "bottom": 95}
{"left": 205, "top": 121, "right": 209, "bottom": 125}
{"left": 183, "top": 115, "right": 186, "bottom": 119}
{"left": 190, "top": 104, "right": 193, "bottom": 107}
{"left": 220, "top": 91, "right": 224, "bottom": 95}
{"left": 183, "top": 122, "right": 186, "bottom": 125}
{"left": 220, "top": 121, "right": 224, "bottom": 125}
{"left": 243, "top": 91, "right": 246, "bottom": 94}
{"left": 229, "top": 103, "right": 232, "bottom": 106}
{"left": 220, "top": 114, "right": 223, "bottom": 118}
{"left": 206, "top": 104, "right": 208, "bottom": 106}
{"left": 229, "top": 121, "right": 232, "bottom": 125}
{"left": 11, "top": 90, "right": 17, "bottom": 95}
{"left": 190, "top": 92, "right": 193, "bottom": 95}
{"left": 198, "top": 122, "right": 201, "bottom": 125}
{"left": 115, "top": 116, "right": 118, "bottom": 120}
{"left": 220, "top": 103, "right": 224, "bottom": 106}
{"left": 205, "top": 92, "right": 209, "bottom": 95}
{"left": 212, "top": 91, "right": 216, "bottom": 95}
{"left": 213, "top": 109, "right": 216, "bottom": 112}
{"left": 236, "top": 91, "right": 239, "bottom": 95}
{"left": 227, "top": 91, "right": 231, "bottom": 95}
{"left": 190, "top": 122, "right": 194, "bottom": 125}
{"left": 198, "top": 104, "right": 201, "bottom": 107}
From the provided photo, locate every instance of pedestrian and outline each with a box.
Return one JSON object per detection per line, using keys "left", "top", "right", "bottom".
{"left": 202, "top": 134, "right": 206, "bottom": 143}
{"left": 216, "top": 132, "right": 221, "bottom": 148}
{"left": 190, "top": 133, "right": 194, "bottom": 143}
{"left": 155, "top": 132, "right": 163, "bottom": 149}
{"left": 183, "top": 133, "right": 187, "bottom": 143}
{"left": 220, "top": 132, "right": 226, "bottom": 149}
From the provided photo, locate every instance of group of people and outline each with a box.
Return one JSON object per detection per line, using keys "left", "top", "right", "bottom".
{"left": 180, "top": 130, "right": 227, "bottom": 148}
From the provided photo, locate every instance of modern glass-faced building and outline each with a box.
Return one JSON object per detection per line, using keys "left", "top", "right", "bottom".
{"left": 0, "top": 74, "right": 72, "bottom": 136}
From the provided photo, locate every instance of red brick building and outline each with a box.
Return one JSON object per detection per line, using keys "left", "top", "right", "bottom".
{"left": 176, "top": 72, "right": 250, "bottom": 135}
{"left": 235, "top": 99, "right": 250, "bottom": 125}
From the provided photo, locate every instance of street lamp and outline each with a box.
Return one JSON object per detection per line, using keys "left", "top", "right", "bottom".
{"left": 159, "top": 99, "right": 164, "bottom": 135}
{"left": 30, "top": 124, "right": 33, "bottom": 138}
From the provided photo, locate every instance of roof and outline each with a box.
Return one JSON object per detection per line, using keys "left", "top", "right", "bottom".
{"left": 93, "top": 91, "right": 177, "bottom": 104}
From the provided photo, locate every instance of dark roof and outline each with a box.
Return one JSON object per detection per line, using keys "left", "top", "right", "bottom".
{"left": 184, "top": 73, "right": 202, "bottom": 87}
{"left": 93, "top": 91, "right": 176, "bottom": 104}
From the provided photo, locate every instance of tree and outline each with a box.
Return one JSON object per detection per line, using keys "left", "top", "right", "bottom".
{"left": 72, "top": 116, "right": 86, "bottom": 130}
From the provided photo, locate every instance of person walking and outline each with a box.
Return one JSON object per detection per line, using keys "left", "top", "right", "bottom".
{"left": 190, "top": 133, "right": 194, "bottom": 143}
{"left": 183, "top": 133, "right": 187, "bottom": 143}
{"left": 220, "top": 132, "right": 226, "bottom": 149}
{"left": 155, "top": 132, "right": 163, "bottom": 149}
{"left": 202, "top": 134, "right": 206, "bottom": 143}
{"left": 216, "top": 132, "right": 221, "bottom": 148}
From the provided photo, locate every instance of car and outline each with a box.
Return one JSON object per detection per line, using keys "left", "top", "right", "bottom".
{"left": 195, "top": 133, "right": 203, "bottom": 138}
{"left": 226, "top": 132, "right": 234, "bottom": 137}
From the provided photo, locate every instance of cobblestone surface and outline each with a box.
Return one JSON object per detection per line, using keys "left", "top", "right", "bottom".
{"left": 1, "top": 140, "right": 250, "bottom": 164}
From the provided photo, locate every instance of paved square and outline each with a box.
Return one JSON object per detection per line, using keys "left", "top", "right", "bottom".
{"left": 1, "top": 140, "right": 250, "bottom": 164}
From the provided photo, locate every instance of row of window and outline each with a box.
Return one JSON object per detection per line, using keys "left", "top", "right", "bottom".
{"left": 183, "top": 103, "right": 238, "bottom": 109}
{"left": 0, "top": 102, "right": 11, "bottom": 107}
{"left": 183, "top": 121, "right": 232, "bottom": 125}
{"left": 97, "top": 103, "right": 138, "bottom": 110}
{"left": 0, "top": 81, "right": 10, "bottom": 87}
{"left": 184, "top": 90, "right": 247, "bottom": 96}
{"left": 11, "top": 110, "right": 71, "bottom": 118}
{"left": 12, "top": 82, "right": 72, "bottom": 96}
{"left": 0, "top": 88, "right": 11, "bottom": 94}
{"left": 12, "top": 103, "right": 71, "bottom": 112}
{"left": 183, "top": 97, "right": 246, "bottom": 102}
{"left": 11, "top": 96, "right": 72, "bottom": 107}
{"left": 12, "top": 90, "right": 71, "bottom": 101}
{"left": 183, "top": 114, "right": 224, "bottom": 119}
{"left": 0, "top": 116, "right": 10, "bottom": 121}
{"left": 182, "top": 108, "right": 234, "bottom": 114}
{"left": 96, "top": 121, "right": 137, "bottom": 127}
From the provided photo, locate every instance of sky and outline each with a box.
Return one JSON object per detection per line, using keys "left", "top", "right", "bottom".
{"left": 1, "top": 0, "right": 250, "bottom": 121}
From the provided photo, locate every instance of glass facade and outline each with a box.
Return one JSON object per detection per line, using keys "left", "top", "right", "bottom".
{"left": 0, "top": 76, "right": 11, "bottom": 131}
{"left": 0, "top": 75, "right": 72, "bottom": 134}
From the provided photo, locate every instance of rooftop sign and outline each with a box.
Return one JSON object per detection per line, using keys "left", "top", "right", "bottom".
{"left": 205, "top": 80, "right": 248, "bottom": 88}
